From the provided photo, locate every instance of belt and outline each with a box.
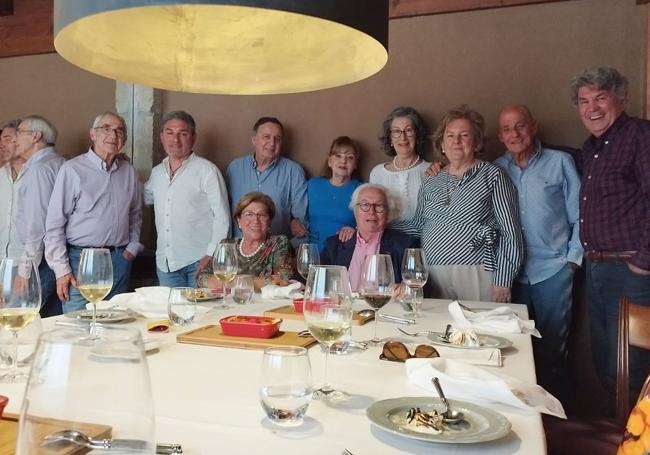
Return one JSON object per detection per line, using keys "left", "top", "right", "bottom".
{"left": 67, "top": 243, "right": 126, "bottom": 252}
{"left": 585, "top": 250, "right": 636, "bottom": 262}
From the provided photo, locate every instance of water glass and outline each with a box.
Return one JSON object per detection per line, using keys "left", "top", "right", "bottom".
{"left": 259, "top": 346, "right": 313, "bottom": 427}
{"left": 232, "top": 274, "right": 254, "bottom": 304}
{"left": 168, "top": 287, "right": 197, "bottom": 326}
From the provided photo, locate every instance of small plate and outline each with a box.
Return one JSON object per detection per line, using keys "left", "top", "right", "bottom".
{"left": 193, "top": 288, "right": 223, "bottom": 301}
{"left": 427, "top": 332, "right": 513, "bottom": 350}
{"left": 65, "top": 309, "right": 134, "bottom": 323}
{"left": 367, "top": 397, "right": 511, "bottom": 444}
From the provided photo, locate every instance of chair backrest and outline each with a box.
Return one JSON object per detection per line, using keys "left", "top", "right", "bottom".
{"left": 617, "top": 296, "right": 650, "bottom": 424}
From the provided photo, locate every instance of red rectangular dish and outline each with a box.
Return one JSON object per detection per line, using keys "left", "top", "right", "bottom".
{"left": 219, "top": 316, "right": 282, "bottom": 338}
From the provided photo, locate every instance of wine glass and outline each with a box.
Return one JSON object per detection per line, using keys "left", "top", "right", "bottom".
{"left": 232, "top": 274, "right": 254, "bottom": 305}
{"left": 0, "top": 258, "right": 41, "bottom": 382}
{"left": 296, "top": 243, "right": 320, "bottom": 281}
{"left": 213, "top": 243, "right": 239, "bottom": 308}
{"left": 168, "top": 287, "right": 197, "bottom": 326}
{"left": 360, "top": 254, "right": 395, "bottom": 344}
{"left": 16, "top": 326, "right": 155, "bottom": 454}
{"left": 76, "top": 248, "right": 113, "bottom": 337}
{"left": 303, "top": 265, "right": 353, "bottom": 400}
{"left": 401, "top": 248, "right": 428, "bottom": 317}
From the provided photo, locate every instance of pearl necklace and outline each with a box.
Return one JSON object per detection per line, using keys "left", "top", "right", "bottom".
{"left": 392, "top": 155, "right": 420, "bottom": 171}
{"left": 238, "top": 239, "right": 266, "bottom": 258}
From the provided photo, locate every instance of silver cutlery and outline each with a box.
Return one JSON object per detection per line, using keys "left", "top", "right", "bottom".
{"left": 378, "top": 313, "right": 415, "bottom": 325}
{"left": 42, "top": 429, "right": 182, "bottom": 453}
{"left": 342, "top": 449, "right": 354, "bottom": 455}
{"left": 431, "top": 377, "right": 465, "bottom": 424}
{"left": 397, "top": 328, "right": 436, "bottom": 337}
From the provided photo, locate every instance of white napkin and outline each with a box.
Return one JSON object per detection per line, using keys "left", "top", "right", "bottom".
{"left": 434, "top": 345, "right": 502, "bottom": 367}
{"left": 406, "top": 357, "right": 566, "bottom": 418}
{"left": 449, "top": 301, "right": 541, "bottom": 337}
{"left": 260, "top": 282, "right": 303, "bottom": 299}
{"left": 89, "top": 289, "right": 210, "bottom": 319}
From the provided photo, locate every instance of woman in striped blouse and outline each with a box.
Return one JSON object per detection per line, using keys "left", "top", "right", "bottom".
{"left": 396, "top": 106, "right": 524, "bottom": 303}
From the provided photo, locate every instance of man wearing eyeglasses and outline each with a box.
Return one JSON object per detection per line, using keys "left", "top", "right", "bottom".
{"left": 11, "top": 115, "right": 65, "bottom": 316}
{"left": 144, "top": 111, "right": 230, "bottom": 287}
{"left": 45, "top": 112, "right": 143, "bottom": 313}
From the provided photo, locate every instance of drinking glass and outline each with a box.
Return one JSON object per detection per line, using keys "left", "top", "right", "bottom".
{"left": 232, "top": 274, "right": 254, "bottom": 305}
{"left": 401, "top": 248, "right": 428, "bottom": 317}
{"left": 259, "top": 346, "right": 313, "bottom": 427}
{"left": 303, "top": 265, "right": 353, "bottom": 400}
{"left": 77, "top": 248, "right": 113, "bottom": 336}
{"left": 360, "top": 254, "right": 395, "bottom": 344}
{"left": 213, "top": 243, "right": 239, "bottom": 308}
{"left": 168, "top": 287, "right": 197, "bottom": 326}
{"left": 296, "top": 243, "right": 320, "bottom": 281}
{"left": 16, "top": 326, "right": 155, "bottom": 454}
{"left": 0, "top": 258, "right": 41, "bottom": 382}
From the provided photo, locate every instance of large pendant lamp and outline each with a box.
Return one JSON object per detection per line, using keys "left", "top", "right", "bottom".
{"left": 53, "top": 1, "right": 389, "bottom": 94}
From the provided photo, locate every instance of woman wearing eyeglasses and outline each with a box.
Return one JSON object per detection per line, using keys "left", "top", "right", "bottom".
{"left": 321, "top": 183, "right": 418, "bottom": 291}
{"left": 369, "top": 106, "right": 431, "bottom": 223}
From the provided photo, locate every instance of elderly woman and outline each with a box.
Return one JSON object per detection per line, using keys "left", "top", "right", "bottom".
{"left": 200, "top": 192, "right": 293, "bottom": 290}
{"left": 396, "top": 106, "right": 524, "bottom": 303}
{"left": 321, "top": 183, "right": 418, "bottom": 291}
{"left": 369, "top": 106, "right": 431, "bottom": 223}
{"left": 307, "top": 136, "right": 362, "bottom": 252}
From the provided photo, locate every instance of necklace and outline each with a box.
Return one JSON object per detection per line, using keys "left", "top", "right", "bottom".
{"left": 238, "top": 238, "right": 266, "bottom": 258}
{"left": 392, "top": 155, "right": 420, "bottom": 171}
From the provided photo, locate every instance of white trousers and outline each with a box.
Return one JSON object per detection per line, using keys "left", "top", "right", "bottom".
{"left": 427, "top": 264, "right": 493, "bottom": 301}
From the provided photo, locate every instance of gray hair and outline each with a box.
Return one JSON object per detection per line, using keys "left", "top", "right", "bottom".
{"left": 161, "top": 110, "right": 196, "bottom": 133}
{"left": 1, "top": 119, "right": 21, "bottom": 132}
{"left": 92, "top": 111, "right": 127, "bottom": 131}
{"left": 21, "top": 115, "right": 57, "bottom": 146}
{"left": 349, "top": 183, "right": 401, "bottom": 223}
{"left": 380, "top": 106, "right": 429, "bottom": 157}
{"left": 569, "top": 67, "right": 628, "bottom": 105}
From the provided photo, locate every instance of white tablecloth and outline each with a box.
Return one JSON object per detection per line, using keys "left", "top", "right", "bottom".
{"left": 2, "top": 297, "right": 546, "bottom": 454}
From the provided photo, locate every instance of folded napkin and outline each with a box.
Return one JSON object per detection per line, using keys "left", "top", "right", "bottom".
{"left": 406, "top": 357, "right": 566, "bottom": 418}
{"left": 434, "top": 345, "right": 502, "bottom": 367}
{"left": 449, "top": 301, "right": 541, "bottom": 337}
{"left": 260, "top": 282, "right": 303, "bottom": 299}
{"left": 90, "top": 289, "right": 210, "bottom": 319}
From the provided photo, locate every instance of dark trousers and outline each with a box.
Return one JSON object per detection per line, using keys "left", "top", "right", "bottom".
{"left": 38, "top": 258, "right": 61, "bottom": 317}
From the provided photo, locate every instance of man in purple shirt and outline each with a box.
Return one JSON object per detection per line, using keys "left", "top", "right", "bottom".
{"left": 45, "top": 112, "right": 143, "bottom": 313}
{"left": 13, "top": 115, "right": 65, "bottom": 316}
{"left": 570, "top": 67, "right": 650, "bottom": 411}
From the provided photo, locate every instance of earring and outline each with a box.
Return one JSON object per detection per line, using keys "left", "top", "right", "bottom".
{"left": 441, "top": 149, "right": 446, "bottom": 155}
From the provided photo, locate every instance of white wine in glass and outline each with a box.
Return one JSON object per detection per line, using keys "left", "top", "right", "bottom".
{"left": 296, "top": 243, "right": 320, "bottom": 280}
{"left": 213, "top": 242, "right": 239, "bottom": 307}
{"left": 0, "top": 257, "right": 41, "bottom": 382}
{"left": 360, "top": 254, "right": 395, "bottom": 344}
{"left": 401, "top": 248, "right": 428, "bottom": 317}
{"left": 77, "top": 248, "right": 113, "bottom": 336}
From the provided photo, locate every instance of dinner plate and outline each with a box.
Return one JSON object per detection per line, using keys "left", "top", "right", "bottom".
{"left": 65, "top": 309, "right": 134, "bottom": 323}
{"left": 367, "top": 397, "right": 511, "bottom": 444}
{"left": 426, "top": 332, "right": 513, "bottom": 350}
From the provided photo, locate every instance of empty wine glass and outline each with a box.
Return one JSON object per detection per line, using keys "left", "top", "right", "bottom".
{"left": 0, "top": 258, "right": 41, "bottom": 382}
{"left": 232, "top": 274, "right": 254, "bottom": 304}
{"left": 77, "top": 248, "right": 113, "bottom": 336}
{"left": 213, "top": 243, "right": 239, "bottom": 308}
{"left": 303, "top": 265, "right": 353, "bottom": 400}
{"left": 296, "top": 243, "right": 320, "bottom": 281}
{"left": 168, "top": 287, "right": 197, "bottom": 326}
{"left": 360, "top": 254, "right": 395, "bottom": 344}
{"left": 401, "top": 248, "right": 428, "bottom": 317}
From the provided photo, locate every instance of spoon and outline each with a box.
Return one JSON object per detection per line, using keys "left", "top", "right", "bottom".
{"left": 431, "top": 377, "right": 465, "bottom": 424}
{"left": 42, "top": 429, "right": 182, "bottom": 454}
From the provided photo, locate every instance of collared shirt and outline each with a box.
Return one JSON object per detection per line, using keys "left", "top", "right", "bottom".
{"left": 226, "top": 155, "right": 307, "bottom": 239}
{"left": 495, "top": 142, "right": 583, "bottom": 284}
{"left": 144, "top": 153, "right": 231, "bottom": 272}
{"left": 578, "top": 113, "right": 650, "bottom": 270}
{"left": 348, "top": 231, "right": 382, "bottom": 291}
{"left": 15, "top": 147, "right": 64, "bottom": 266}
{"left": 0, "top": 164, "right": 25, "bottom": 258}
{"left": 45, "top": 149, "right": 143, "bottom": 278}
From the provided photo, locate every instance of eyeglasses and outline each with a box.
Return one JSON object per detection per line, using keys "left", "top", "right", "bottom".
{"left": 95, "top": 125, "right": 127, "bottom": 139}
{"left": 241, "top": 211, "right": 270, "bottom": 220}
{"left": 390, "top": 126, "right": 417, "bottom": 139}
{"left": 379, "top": 341, "right": 439, "bottom": 362}
{"left": 355, "top": 202, "right": 386, "bottom": 213}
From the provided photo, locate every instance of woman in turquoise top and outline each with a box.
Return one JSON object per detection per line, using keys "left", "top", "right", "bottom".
{"left": 307, "top": 136, "right": 362, "bottom": 252}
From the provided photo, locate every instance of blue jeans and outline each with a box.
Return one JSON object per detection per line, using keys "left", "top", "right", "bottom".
{"left": 586, "top": 259, "right": 650, "bottom": 410}
{"left": 156, "top": 261, "right": 200, "bottom": 288}
{"left": 38, "top": 259, "right": 62, "bottom": 317}
{"left": 62, "top": 246, "right": 133, "bottom": 313}
{"left": 513, "top": 263, "right": 574, "bottom": 399}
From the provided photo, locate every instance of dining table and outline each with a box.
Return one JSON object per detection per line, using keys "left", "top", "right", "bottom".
{"left": 2, "top": 295, "right": 547, "bottom": 455}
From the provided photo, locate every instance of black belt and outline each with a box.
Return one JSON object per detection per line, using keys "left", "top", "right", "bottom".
{"left": 67, "top": 243, "right": 126, "bottom": 252}
{"left": 585, "top": 250, "right": 636, "bottom": 262}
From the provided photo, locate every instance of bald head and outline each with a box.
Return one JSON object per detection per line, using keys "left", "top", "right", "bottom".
{"left": 497, "top": 104, "right": 538, "bottom": 158}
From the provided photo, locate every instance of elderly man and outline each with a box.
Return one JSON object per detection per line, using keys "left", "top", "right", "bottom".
{"left": 570, "top": 67, "right": 650, "bottom": 409}
{"left": 144, "top": 111, "right": 230, "bottom": 287}
{"left": 12, "top": 116, "right": 65, "bottom": 316}
{"left": 226, "top": 117, "right": 307, "bottom": 244}
{"left": 320, "top": 183, "right": 418, "bottom": 291}
{"left": 494, "top": 104, "right": 582, "bottom": 398}
{"left": 0, "top": 120, "right": 25, "bottom": 259}
{"left": 45, "top": 112, "right": 143, "bottom": 313}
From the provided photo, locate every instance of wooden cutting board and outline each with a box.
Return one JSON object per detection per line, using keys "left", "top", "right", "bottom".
{"left": 176, "top": 325, "right": 318, "bottom": 350}
{"left": 263, "top": 305, "right": 374, "bottom": 326}
{"left": 0, "top": 413, "right": 112, "bottom": 455}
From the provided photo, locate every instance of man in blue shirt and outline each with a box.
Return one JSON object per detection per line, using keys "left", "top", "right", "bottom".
{"left": 494, "top": 104, "right": 583, "bottom": 398}
{"left": 226, "top": 117, "right": 307, "bottom": 244}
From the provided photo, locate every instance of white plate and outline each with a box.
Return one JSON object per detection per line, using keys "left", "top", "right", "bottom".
{"left": 367, "top": 397, "right": 511, "bottom": 444}
{"left": 427, "top": 332, "right": 513, "bottom": 350}
{"left": 193, "top": 288, "right": 223, "bottom": 301}
{"left": 65, "top": 309, "right": 134, "bottom": 323}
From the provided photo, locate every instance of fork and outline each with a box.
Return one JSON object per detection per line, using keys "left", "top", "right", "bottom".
{"left": 397, "top": 328, "right": 435, "bottom": 337}
{"left": 342, "top": 449, "right": 354, "bottom": 455}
